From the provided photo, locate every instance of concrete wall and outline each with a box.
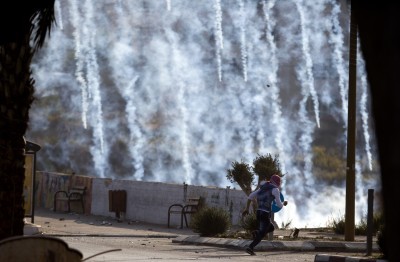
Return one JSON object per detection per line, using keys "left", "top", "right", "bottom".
{"left": 35, "top": 172, "right": 93, "bottom": 215}
{"left": 35, "top": 172, "right": 248, "bottom": 227}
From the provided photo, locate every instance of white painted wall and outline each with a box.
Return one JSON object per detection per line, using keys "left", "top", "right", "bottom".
{"left": 90, "top": 177, "right": 249, "bottom": 227}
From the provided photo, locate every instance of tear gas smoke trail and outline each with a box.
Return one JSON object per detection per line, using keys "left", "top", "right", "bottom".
{"left": 355, "top": 162, "right": 368, "bottom": 222}
{"left": 248, "top": 84, "right": 267, "bottom": 155}
{"left": 174, "top": 62, "right": 193, "bottom": 184}
{"left": 69, "top": 0, "right": 88, "bottom": 129}
{"left": 328, "top": 0, "right": 348, "bottom": 127}
{"left": 84, "top": 0, "right": 107, "bottom": 178}
{"left": 215, "top": 44, "right": 222, "bottom": 82}
{"left": 239, "top": 0, "right": 248, "bottom": 82}
{"left": 166, "top": 0, "right": 171, "bottom": 11}
{"left": 214, "top": 0, "right": 223, "bottom": 82}
{"left": 298, "top": 94, "right": 315, "bottom": 191}
{"left": 167, "top": 27, "right": 194, "bottom": 184}
{"left": 357, "top": 44, "right": 373, "bottom": 171}
{"left": 237, "top": 90, "right": 255, "bottom": 162}
{"left": 233, "top": 52, "right": 255, "bottom": 162}
{"left": 293, "top": 0, "right": 316, "bottom": 192}
{"left": 295, "top": 0, "right": 320, "bottom": 128}
{"left": 87, "top": 42, "right": 105, "bottom": 154}
{"left": 177, "top": 85, "right": 193, "bottom": 184}
{"left": 55, "top": 0, "right": 63, "bottom": 30}
{"left": 261, "top": 0, "right": 287, "bottom": 174}
{"left": 112, "top": 2, "right": 145, "bottom": 180}
{"left": 86, "top": 33, "right": 104, "bottom": 154}
{"left": 214, "top": 0, "right": 224, "bottom": 50}
{"left": 243, "top": 52, "right": 267, "bottom": 157}
{"left": 125, "top": 78, "right": 145, "bottom": 180}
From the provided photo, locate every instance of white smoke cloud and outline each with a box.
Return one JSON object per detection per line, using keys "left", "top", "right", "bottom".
{"left": 28, "top": 0, "right": 379, "bottom": 227}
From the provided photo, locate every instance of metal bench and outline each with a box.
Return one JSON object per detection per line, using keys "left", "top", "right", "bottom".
{"left": 168, "top": 197, "right": 203, "bottom": 228}
{"left": 53, "top": 185, "right": 86, "bottom": 213}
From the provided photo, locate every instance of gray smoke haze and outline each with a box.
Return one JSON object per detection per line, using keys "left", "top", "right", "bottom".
{"left": 28, "top": 0, "right": 379, "bottom": 227}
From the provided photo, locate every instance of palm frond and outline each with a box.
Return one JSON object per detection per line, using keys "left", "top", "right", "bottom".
{"left": 30, "top": 0, "right": 56, "bottom": 50}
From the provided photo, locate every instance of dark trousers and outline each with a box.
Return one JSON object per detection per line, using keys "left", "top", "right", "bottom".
{"left": 249, "top": 210, "right": 274, "bottom": 249}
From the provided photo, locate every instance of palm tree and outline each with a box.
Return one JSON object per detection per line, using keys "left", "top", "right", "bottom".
{"left": 0, "top": 0, "right": 55, "bottom": 240}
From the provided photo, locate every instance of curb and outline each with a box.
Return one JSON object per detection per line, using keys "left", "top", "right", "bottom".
{"left": 23, "top": 223, "right": 42, "bottom": 236}
{"left": 173, "top": 235, "right": 380, "bottom": 253}
{"left": 314, "top": 254, "right": 387, "bottom": 262}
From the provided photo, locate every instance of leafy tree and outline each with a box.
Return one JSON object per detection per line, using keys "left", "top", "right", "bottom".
{"left": 226, "top": 153, "right": 283, "bottom": 197}
{"left": 226, "top": 160, "right": 253, "bottom": 196}
{"left": 0, "top": 0, "right": 56, "bottom": 240}
{"left": 252, "top": 153, "right": 283, "bottom": 183}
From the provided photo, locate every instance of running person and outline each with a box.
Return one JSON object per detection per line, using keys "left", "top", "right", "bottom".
{"left": 242, "top": 174, "right": 288, "bottom": 255}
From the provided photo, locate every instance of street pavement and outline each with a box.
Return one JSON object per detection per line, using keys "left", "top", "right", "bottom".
{"left": 23, "top": 208, "right": 385, "bottom": 262}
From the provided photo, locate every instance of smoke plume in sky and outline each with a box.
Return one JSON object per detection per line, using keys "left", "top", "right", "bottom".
{"left": 28, "top": 0, "right": 379, "bottom": 227}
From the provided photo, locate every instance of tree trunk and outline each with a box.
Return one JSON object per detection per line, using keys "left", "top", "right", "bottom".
{"left": 0, "top": 34, "right": 35, "bottom": 240}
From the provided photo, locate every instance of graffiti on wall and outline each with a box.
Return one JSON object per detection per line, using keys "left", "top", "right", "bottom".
{"left": 35, "top": 172, "right": 93, "bottom": 214}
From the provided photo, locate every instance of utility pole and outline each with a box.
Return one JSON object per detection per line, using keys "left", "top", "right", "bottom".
{"left": 345, "top": 1, "right": 357, "bottom": 242}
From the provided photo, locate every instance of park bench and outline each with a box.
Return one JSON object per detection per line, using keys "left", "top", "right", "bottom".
{"left": 53, "top": 185, "right": 86, "bottom": 213}
{"left": 168, "top": 197, "right": 203, "bottom": 228}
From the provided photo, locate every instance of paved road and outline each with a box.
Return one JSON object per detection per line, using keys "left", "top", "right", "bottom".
{"left": 58, "top": 235, "right": 381, "bottom": 262}
{"left": 24, "top": 208, "right": 384, "bottom": 262}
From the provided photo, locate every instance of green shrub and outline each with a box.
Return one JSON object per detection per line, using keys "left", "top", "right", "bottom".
{"left": 190, "top": 207, "right": 231, "bottom": 236}
{"left": 355, "top": 219, "right": 368, "bottom": 235}
{"left": 355, "top": 212, "right": 384, "bottom": 235}
{"left": 329, "top": 215, "right": 346, "bottom": 234}
{"left": 240, "top": 212, "right": 258, "bottom": 234}
{"left": 328, "top": 212, "right": 385, "bottom": 236}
